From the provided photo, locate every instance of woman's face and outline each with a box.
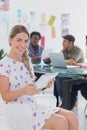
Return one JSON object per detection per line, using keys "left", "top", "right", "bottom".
{"left": 9, "top": 32, "right": 29, "bottom": 55}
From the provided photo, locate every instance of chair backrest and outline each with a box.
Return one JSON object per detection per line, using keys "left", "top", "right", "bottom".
{"left": 5, "top": 104, "right": 33, "bottom": 130}
{"left": 0, "top": 95, "right": 33, "bottom": 130}
{"left": 0, "top": 102, "right": 10, "bottom": 130}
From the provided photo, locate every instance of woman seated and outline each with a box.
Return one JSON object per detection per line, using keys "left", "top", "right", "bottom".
{"left": 0, "top": 25, "right": 78, "bottom": 130}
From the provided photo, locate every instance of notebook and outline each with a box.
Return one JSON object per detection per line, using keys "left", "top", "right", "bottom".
{"left": 49, "top": 52, "right": 80, "bottom": 69}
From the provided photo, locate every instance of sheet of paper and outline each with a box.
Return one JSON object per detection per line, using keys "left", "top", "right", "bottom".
{"left": 35, "top": 72, "right": 58, "bottom": 88}
{"left": 51, "top": 26, "right": 56, "bottom": 38}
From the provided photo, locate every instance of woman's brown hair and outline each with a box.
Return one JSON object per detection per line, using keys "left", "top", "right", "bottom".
{"left": 9, "top": 25, "right": 35, "bottom": 78}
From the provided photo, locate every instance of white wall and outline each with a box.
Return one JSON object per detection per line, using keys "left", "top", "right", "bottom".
{"left": 0, "top": 11, "right": 9, "bottom": 53}
{"left": 1, "top": 0, "right": 87, "bottom": 60}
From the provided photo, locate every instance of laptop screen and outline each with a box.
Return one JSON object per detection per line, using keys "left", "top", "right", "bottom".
{"left": 49, "top": 52, "right": 80, "bottom": 69}
{"left": 49, "top": 52, "right": 67, "bottom": 68}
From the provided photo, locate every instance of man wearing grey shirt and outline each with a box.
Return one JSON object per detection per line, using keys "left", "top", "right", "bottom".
{"left": 62, "top": 35, "right": 84, "bottom": 64}
{"left": 55, "top": 34, "right": 84, "bottom": 108}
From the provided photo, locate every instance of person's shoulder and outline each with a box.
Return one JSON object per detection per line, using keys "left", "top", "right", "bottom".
{"left": 39, "top": 45, "right": 44, "bottom": 50}
{"left": 74, "top": 45, "right": 82, "bottom": 51}
{"left": 0, "top": 56, "right": 13, "bottom": 67}
{"left": 61, "top": 48, "right": 65, "bottom": 53}
{"left": 0, "top": 56, "right": 12, "bottom": 76}
{"left": 39, "top": 44, "right": 44, "bottom": 48}
{"left": 0, "top": 56, "right": 7, "bottom": 63}
{"left": 0, "top": 56, "right": 10, "bottom": 70}
{"left": 28, "top": 42, "right": 31, "bottom": 48}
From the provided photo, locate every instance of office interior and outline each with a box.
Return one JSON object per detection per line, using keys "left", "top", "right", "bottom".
{"left": 0, "top": 0, "right": 87, "bottom": 130}
{"left": 1, "top": 0, "right": 87, "bottom": 59}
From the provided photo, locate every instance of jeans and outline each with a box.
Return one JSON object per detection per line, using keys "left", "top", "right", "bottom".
{"left": 80, "top": 84, "right": 87, "bottom": 100}
{"left": 55, "top": 75, "right": 72, "bottom": 99}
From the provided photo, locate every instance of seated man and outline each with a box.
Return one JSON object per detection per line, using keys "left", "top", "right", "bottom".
{"left": 28, "top": 31, "right": 50, "bottom": 64}
{"left": 55, "top": 34, "right": 84, "bottom": 108}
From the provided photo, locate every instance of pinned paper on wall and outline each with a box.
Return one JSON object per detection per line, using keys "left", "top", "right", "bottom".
{"left": 61, "top": 13, "right": 70, "bottom": 37}
{"left": 41, "top": 36, "right": 45, "bottom": 47}
{"left": 30, "top": 11, "right": 35, "bottom": 22}
{"left": 0, "top": 0, "right": 9, "bottom": 22}
{"left": 17, "top": 9, "right": 22, "bottom": 23}
{"left": 61, "top": 28, "right": 69, "bottom": 36}
{"left": 27, "top": 23, "right": 31, "bottom": 30}
{"left": 61, "top": 13, "right": 70, "bottom": 26}
{"left": 23, "top": 13, "right": 27, "bottom": 23}
{"left": 48, "top": 15, "right": 56, "bottom": 26}
{"left": 41, "top": 12, "right": 46, "bottom": 24}
{"left": 51, "top": 26, "right": 56, "bottom": 38}
{"left": 0, "top": 0, "right": 9, "bottom": 11}
{"left": 40, "top": 23, "right": 47, "bottom": 35}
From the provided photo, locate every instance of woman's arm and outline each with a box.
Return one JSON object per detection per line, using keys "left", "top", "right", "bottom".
{"left": 0, "top": 75, "right": 26, "bottom": 102}
{"left": 0, "top": 75, "right": 40, "bottom": 102}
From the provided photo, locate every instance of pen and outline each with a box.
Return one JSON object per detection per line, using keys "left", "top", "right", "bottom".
{"left": 41, "top": 87, "right": 47, "bottom": 91}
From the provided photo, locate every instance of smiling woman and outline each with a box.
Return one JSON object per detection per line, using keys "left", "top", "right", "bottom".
{"left": 8, "top": 25, "right": 34, "bottom": 78}
{"left": 0, "top": 25, "right": 78, "bottom": 130}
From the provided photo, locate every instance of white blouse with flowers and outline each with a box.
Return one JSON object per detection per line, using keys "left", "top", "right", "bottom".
{"left": 0, "top": 56, "right": 60, "bottom": 130}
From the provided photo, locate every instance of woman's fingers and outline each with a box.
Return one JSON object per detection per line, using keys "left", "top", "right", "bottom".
{"left": 25, "top": 83, "right": 41, "bottom": 95}
{"left": 47, "top": 78, "right": 54, "bottom": 88}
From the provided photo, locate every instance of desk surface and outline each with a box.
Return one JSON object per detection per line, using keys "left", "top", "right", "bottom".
{"left": 34, "top": 64, "right": 87, "bottom": 110}
{"left": 34, "top": 65, "right": 87, "bottom": 77}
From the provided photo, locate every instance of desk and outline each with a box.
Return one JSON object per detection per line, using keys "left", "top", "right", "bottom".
{"left": 34, "top": 65, "right": 87, "bottom": 110}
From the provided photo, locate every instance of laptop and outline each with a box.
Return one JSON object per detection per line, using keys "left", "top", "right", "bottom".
{"left": 49, "top": 52, "right": 80, "bottom": 69}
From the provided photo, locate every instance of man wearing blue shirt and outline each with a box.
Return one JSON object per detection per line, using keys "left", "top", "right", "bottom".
{"left": 28, "top": 31, "right": 50, "bottom": 64}
{"left": 28, "top": 31, "right": 44, "bottom": 64}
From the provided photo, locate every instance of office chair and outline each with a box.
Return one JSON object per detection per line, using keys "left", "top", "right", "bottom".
{"left": 0, "top": 94, "right": 56, "bottom": 130}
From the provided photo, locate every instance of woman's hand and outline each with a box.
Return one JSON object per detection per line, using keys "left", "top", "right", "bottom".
{"left": 25, "top": 83, "right": 41, "bottom": 96}
{"left": 46, "top": 78, "right": 55, "bottom": 89}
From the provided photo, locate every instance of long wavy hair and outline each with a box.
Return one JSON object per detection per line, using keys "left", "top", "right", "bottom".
{"left": 9, "top": 25, "right": 35, "bottom": 78}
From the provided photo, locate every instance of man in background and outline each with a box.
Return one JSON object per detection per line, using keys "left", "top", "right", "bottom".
{"left": 28, "top": 31, "right": 43, "bottom": 64}
{"left": 55, "top": 34, "right": 84, "bottom": 108}
{"left": 28, "top": 31, "right": 50, "bottom": 64}
{"left": 62, "top": 34, "right": 84, "bottom": 64}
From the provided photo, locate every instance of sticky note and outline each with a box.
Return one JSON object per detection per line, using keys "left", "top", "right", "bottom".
{"left": 41, "top": 13, "right": 46, "bottom": 24}
{"left": 48, "top": 15, "right": 56, "bottom": 26}
{"left": 51, "top": 27, "right": 56, "bottom": 38}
